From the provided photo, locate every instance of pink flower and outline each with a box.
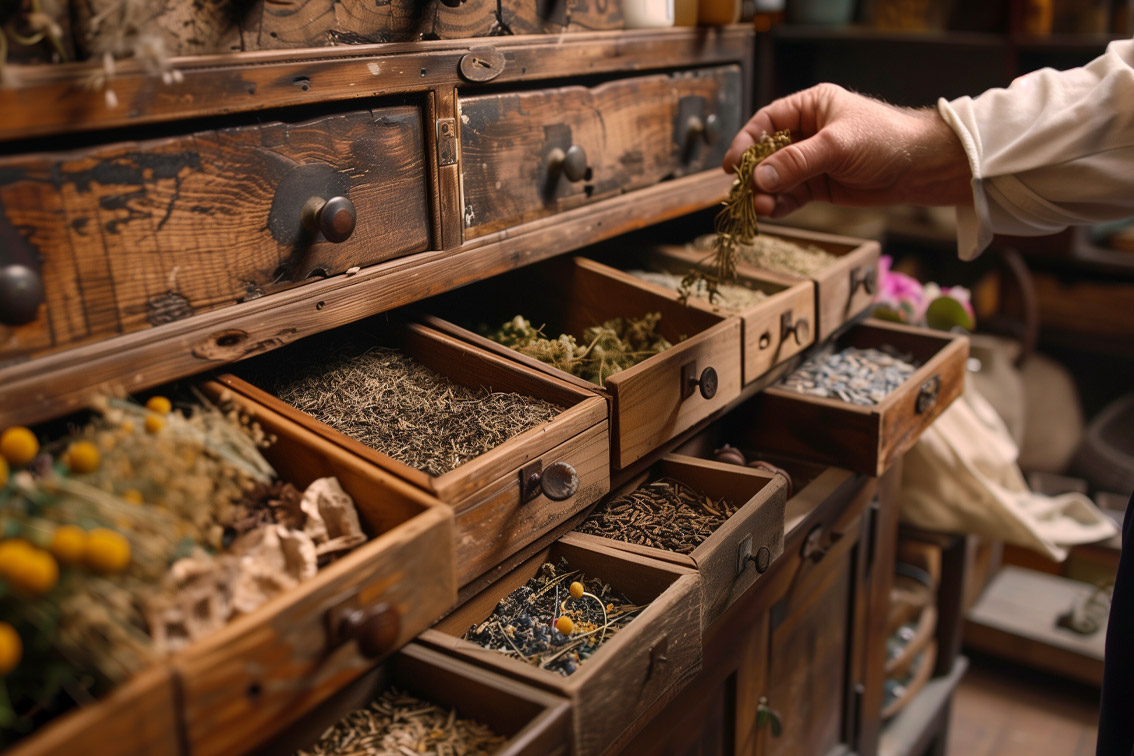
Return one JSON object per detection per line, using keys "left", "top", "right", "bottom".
{"left": 874, "top": 255, "right": 925, "bottom": 322}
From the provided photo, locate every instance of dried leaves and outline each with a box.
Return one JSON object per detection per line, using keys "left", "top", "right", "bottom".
{"left": 248, "top": 344, "right": 562, "bottom": 477}
{"left": 297, "top": 687, "right": 506, "bottom": 756}
{"left": 483, "top": 314, "right": 673, "bottom": 386}
{"left": 576, "top": 477, "right": 739, "bottom": 554}
{"left": 679, "top": 130, "right": 792, "bottom": 304}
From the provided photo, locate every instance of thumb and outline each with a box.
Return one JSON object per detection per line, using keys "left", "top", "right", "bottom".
{"left": 753, "top": 134, "right": 838, "bottom": 194}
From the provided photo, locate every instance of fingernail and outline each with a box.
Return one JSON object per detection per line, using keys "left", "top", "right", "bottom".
{"left": 756, "top": 164, "right": 779, "bottom": 191}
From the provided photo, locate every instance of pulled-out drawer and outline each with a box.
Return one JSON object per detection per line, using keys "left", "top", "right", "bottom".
{"left": 217, "top": 321, "right": 610, "bottom": 586}
{"left": 4, "top": 667, "right": 180, "bottom": 756}
{"left": 737, "top": 320, "right": 969, "bottom": 476}
{"left": 420, "top": 536, "right": 702, "bottom": 756}
{"left": 423, "top": 256, "right": 742, "bottom": 469}
{"left": 570, "top": 454, "right": 786, "bottom": 630}
{"left": 255, "top": 644, "right": 571, "bottom": 756}
{"left": 591, "top": 244, "right": 816, "bottom": 385}
{"left": 182, "top": 382, "right": 456, "bottom": 756}
{"left": 0, "top": 103, "right": 430, "bottom": 361}
{"left": 459, "top": 65, "right": 742, "bottom": 238}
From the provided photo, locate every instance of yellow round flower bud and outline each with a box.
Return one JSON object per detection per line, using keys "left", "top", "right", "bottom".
{"left": 145, "top": 396, "right": 172, "bottom": 415}
{"left": 0, "top": 622, "right": 22, "bottom": 676}
{"left": 65, "top": 440, "right": 101, "bottom": 475}
{"left": 0, "top": 456, "right": 7, "bottom": 487}
{"left": 569, "top": 581, "right": 585, "bottom": 600}
{"left": 50, "top": 526, "right": 88, "bottom": 566}
{"left": 144, "top": 414, "right": 165, "bottom": 434}
{"left": 555, "top": 616, "right": 575, "bottom": 636}
{"left": 5, "top": 547, "right": 58, "bottom": 595}
{"left": 84, "top": 528, "right": 131, "bottom": 574}
{"left": 0, "top": 427, "right": 39, "bottom": 467}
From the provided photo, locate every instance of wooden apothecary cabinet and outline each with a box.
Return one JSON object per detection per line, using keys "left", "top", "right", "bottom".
{"left": 420, "top": 536, "right": 702, "bottom": 756}
{"left": 423, "top": 256, "right": 743, "bottom": 469}
{"left": 216, "top": 321, "right": 610, "bottom": 587}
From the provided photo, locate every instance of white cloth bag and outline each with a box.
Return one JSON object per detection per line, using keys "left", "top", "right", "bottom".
{"left": 899, "top": 382, "right": 1117, "bottom": 561}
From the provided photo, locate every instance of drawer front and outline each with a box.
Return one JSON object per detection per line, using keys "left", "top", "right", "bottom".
{"left": 737, "top": 277, "right": 815, "bottom": 385}
{"left": 179, "top": 387, "right": 456, "bottom": 756}
{"left": 454, "top": 419, "right": 612, "bottom": 585}
{"left": 459, "top": 66, "right": 741, "bottom": 238}
{"left": 741, "top": 321, "right": 969, "bottom": 476}
{"left": 0, "top": 106, "right": 430, "bottom": 361}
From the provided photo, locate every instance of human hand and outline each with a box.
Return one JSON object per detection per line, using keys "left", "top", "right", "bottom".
{"left": 723, "top": 83, "right": 972, "bottom": 218}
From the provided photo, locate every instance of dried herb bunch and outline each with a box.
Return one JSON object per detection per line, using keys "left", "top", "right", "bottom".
{"left": 463, "top": 559, "right": 646, "bottom": 676}
{"left": 778, "top": 346, "right": 920, "bottom": 406}
{"left": 576, "top": 477, "right": 739, "bottom": 554}
{"left": 483, "top": 314, "right": 673, "bottom": 386}
{"left": 296, "top": 687, "right": 506, "bottom": 756}
{"left": 0, "top": 394, "right": 367, "bottom": 745}
{"left": 625, "top": 269, "right": 768, "bottom": 313}
{"left": 691, "top": 233, "right": 838, "bottom": 277}
{"left": 679, "top": 130, "right": 792, "bottom": 304}
{"left": 248, "top": 342, "right": 561, "bottom": 477}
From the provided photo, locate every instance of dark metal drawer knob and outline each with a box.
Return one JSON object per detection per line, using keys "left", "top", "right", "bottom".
{"left": 548, "top": 144, "right": 588, "bottom": 182}
{"left": 0, "top": 263, "right": 44, "bottom": 326}
{"left": 521, "top": 460, "right": 580, "bottom": 503}
{"left": 302, "top": 195, "right": 357, "bottom": 243}
{"left": 686, "top": 113, "right": 720, "bottom": 144}
{"left": 682, "top": 362, "right": 718, "bottom": 400}
{"left": 339, "top": 603, "right": 401, "bottom": 659}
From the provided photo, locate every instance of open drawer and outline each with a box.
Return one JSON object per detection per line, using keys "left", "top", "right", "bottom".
{"left": 736, "top": 319, "right": 968, "bottom": 476}
{"left": 582, "top": 243, "right": 816, "bottom": 385}
{"left": 252, "top": 644, "right": 571, "bottom": 756}
{"left": 216, "top": 320, "right": 610, "bottom": 586}
{"left": 419, "top": 536, "right": 702, "bottom": 756}
{"left": 422, "top": 255, "right": 742, "bottom": 469}
{"left": 181, "top": 382, "right": 456, "bottom": 756}
{"left": 570, "top": 454, "right": 786, "bottom": 631}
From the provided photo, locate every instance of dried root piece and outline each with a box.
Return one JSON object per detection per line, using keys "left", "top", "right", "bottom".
{"left": 679, "top": 130, "right": 792, "bottom": 304}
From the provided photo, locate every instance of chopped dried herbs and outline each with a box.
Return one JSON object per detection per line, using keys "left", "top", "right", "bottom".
{"left": 296, "top": 687, "right": 506, "bottom": 756}
{"left": 248, "top": 343, "right": 562, "bottom": 476}
{"left": 778, "top": 346, "right": 919, "bottom": 405}
{"left": 576, "top": 477, "right": 740, "bottom": 554}
{"left": 625, "top": 269, "right": 769, "bottom": 312}
{"left": 482, "top": 314, "right": 672, "bottom": 386}
{"left": 463, "top": 560, "right": 646, "bottom": 676}
{"left": 692, "top": 233, "right": 838, "bottom": 277}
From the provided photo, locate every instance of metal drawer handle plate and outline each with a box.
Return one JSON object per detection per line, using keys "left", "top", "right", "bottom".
{"left": 849, "top": 264, "right": 877, "bottom": 297}
{"left": 916, "top": 374, "right": 941, "bottom": 414}
{"left": 520, "top": 460, "right": 580, "bottom": 503}
{"left": 737, "top": 534, "right": 772, "bottom": 576}
{"left": 328, "top": 601, "right": 401, "bottom": 659}
{"left": 547, "top": 144, "right": 588, "bottom": 183}
{"left": 681, "top": 361, "right": 718, "bottom": 400}
{"left": 302, "top": 195, "right": 357, "bottom": 243}
{"left": 779, "top": 310, "right": 810, "bottom": 346}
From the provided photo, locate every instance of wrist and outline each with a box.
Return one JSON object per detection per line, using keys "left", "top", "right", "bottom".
{"left": 898, "top": 106, "right": 973, "bottom": 206}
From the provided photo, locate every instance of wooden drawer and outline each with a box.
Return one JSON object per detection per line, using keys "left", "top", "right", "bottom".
{"left": 459, "top": 66, "right": 742, "bottom": 239}
{"left": 423, "top": 256, "right": 742, "bottom": 469}
{"left": 182, "top": 382, "right": 456, "bottom": 756}
{"left": 5, "top": 667, "right": 180, "bottom": 756}
{"left": 420, "top": 536, "right": 702, "bottom": 756}
{"left": 591, "top": 244, "right": 816, "bottom": 385}
{"left": 0, "top": 103, "right": 430, "bottom": 362}
{"left": 738, "top": 320, "right": 969, "bottom": 477}
{"left": 217, "top": 320, "right": 610, "bottom": 586}
{"left": 571, "top": 454, "right": 786, "bottom": 631}
{"left": 254, "top": 644, "right": 570, "bottom": 756}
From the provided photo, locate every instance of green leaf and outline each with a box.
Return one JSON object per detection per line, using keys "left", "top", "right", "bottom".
{"left": 925, "top": 296, "right": 973, "bottom": 332}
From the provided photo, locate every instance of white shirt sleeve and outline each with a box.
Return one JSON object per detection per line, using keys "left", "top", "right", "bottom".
{"left": 937, "top": 38, "right": 1134, "bottom": 260}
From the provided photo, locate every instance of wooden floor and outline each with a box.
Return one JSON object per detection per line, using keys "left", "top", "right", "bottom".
{"left": 947, "top": 651, "right": 1101, "bottom": 756}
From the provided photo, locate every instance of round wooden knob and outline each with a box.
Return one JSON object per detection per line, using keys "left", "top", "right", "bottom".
{"left": 527, "top": 461, "right": 580, "bottom": 501}
{"left": 688, "top": 365, "right": 718, "bottom": 400}
{"left": 0, "top": 263, "right": 44, "bottom": 326}
{"left": 713, "top": 444, "right": 746, "bottom": 466}
{"left": 340, "top": 603, "right": 400, "bottom": 659}
{"left": 302, "top": 195, "right": 357, "bottom": 243}
{"left": 548, "top": 145, "right": 588, "bottom": 182}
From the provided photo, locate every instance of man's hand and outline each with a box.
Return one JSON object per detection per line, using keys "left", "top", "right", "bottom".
{"left": 723, "top": 83, "right": 973, "bottom": 218}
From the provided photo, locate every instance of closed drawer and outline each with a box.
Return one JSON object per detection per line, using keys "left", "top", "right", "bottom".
{"left": 254, "top": 644, "right": 571, "bottom": 756}
{"left": 0, "top": 104, "right": 430, "bottom": 361}
{"left": 217, "top": 320, "right": 610, "bottom": 586}
{"left": 571, "top": 454, "right": 787, "bottom": 631}
{"left": 459, "top": 65, "right": 741, "bottom": 239}
{"left": 594, "top": 244, "right": 816, "bottom": 385}
{"left": 738, "top": 320, "right": 969, "bottom": 476}
{"left": 4, "top": 667, "right": 180, "bottom": 756}
{"left": 420, "top": 535, "right": 702, "bottom": 756}
{"left": 423, "top": 256, "right": 743, "bottom": 469}
{"left": 182, "top": 382, "right": 456, "bottom": 756}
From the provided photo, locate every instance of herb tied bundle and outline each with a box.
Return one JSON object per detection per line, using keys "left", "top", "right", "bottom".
{"left": 679, "top": 130, "right": 792, "bottom": 304}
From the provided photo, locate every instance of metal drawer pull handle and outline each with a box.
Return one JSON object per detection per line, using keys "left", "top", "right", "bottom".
{"left": 681, "top": 361, "right": 718, "bottom": 400}
{"left": 685, "top": 113, "right": 721, "bottom": 144}
{"left": 916, "top": 375, "right": 941, "bottom": 414}
{"left": 756, "top": 697, "right": 783, "bottom": 737}
{"left": 302, "top": 195, "right": 357, "bottom": 243}
{"left": 0, "top": 224, "right": 45, "bottom": 326}
{"left": 547, "top": 144, "right": 588, "bottom": 182}
{"left": 338, "top": 603, "right": 401, "bottom": 659}
{"left": 758, "top": 330, "right": 772, "bottom": 349}
{"left": 779, "top": 311, "right": 810, "bottom": 346}
{"left": 520, "top": 460, "right": 580, "bottom": 503}
{"left": 849, "top": 264, "right": 877, "bottom": 296}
